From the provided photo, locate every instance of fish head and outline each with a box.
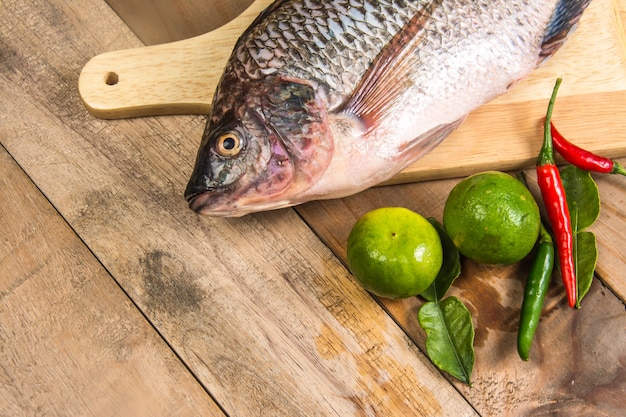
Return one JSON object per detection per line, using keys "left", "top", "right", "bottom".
{"left": 184, "top": 77, "right": 334, "bottom": 216}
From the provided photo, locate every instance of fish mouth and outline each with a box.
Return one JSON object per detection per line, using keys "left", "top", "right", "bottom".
{"left": 185, "top": 186, "right": 295, "bottom": 217}
{"left": 184, "top": 182, "right": 222, "bottom": 213}
{"left": 184, "top": 184, "right": 232, "bottom": 215}
{"left": 186, "top": 191, "right": 230, "bottom": 216}
{"left": 185, "top": 189, "right": 210, "bottom": 211}
{"left": 184, "top": 182, "right": 209, "bottom": 204}
{"left": 184, "top": 189, "right": 241, "bottom": 217}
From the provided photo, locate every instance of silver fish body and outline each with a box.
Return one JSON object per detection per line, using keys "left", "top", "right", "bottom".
{"left": 185, "top": 0, "right": 591, "bottom": 216}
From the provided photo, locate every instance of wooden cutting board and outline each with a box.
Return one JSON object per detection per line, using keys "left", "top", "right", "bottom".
{"left": 78, "top": 0, "right": 626, "bottom": 183}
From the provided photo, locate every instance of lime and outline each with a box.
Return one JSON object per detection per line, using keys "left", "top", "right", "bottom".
{"left": 347, "top": 207, "right": 443, "bottom": 299}
{"left": 443, "top": 171, "right": 540, "bottom": 265}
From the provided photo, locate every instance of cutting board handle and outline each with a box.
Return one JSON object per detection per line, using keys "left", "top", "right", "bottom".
{"left": 78, "top": 0, "right": 273, "bottom": 119}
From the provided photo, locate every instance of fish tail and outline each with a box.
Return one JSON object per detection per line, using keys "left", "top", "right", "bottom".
{"left": 540, "top": 0, "right": 593, "bottom": 63}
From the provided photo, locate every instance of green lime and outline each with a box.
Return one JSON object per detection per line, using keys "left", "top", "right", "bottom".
{"left": 443, "top": 171, "right": 540, "bottom": 265}
{"left": 347, "top": 207, "right": 443, "bottom": 299}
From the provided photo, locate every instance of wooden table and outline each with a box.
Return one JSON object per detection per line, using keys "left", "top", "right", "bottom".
{"left": 1, "top": 1, "right": 625, "bottom": 416}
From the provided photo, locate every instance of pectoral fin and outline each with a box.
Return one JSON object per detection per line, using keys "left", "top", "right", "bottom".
{"left": 341, "top": 0, "right": 444, "bottom": 133}
{"left": 395, "top": 117, "right": 466, "bottom": 167}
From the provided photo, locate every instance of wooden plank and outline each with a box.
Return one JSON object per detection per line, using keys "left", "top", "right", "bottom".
{"left": 0, "top": 1, "right": 477, "bottom": 416}
{"left": 105, "top": 0, "right": 252, "bottom": 45}
{"left": 0, "top": 148, "right": 225, "bottom": 417}
{"left": 77, "top": 0, "right": 626, "bottom": 184}
{"left": 589, "top": 169, "right": 626, "bottom": 302}
{"left": 295, "top": 170, "right": 626, "bottom": 416}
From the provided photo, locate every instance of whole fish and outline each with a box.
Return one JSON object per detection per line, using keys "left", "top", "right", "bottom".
{"left": 185, "top": 0, "right": 591, "bottom": 216}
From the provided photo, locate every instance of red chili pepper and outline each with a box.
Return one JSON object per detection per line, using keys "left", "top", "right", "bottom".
{"left": 536, "top": 79, "right": 577, "bottom": 308}
{"left": 551, "top": 122, "right": 626, "bottom": 176}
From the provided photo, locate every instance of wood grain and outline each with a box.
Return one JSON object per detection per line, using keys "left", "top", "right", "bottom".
{"left": 105, "top": 0, "right": 252, "bottom": 45}
{"left": 0, "top": 148, "right": 225, "bottom": 417}
{"left": 295, "top": 169, "right": 626, "bottom": 416}
{"left": 590, "top": 170, "right": 626, "bottom": 303}
{"left": 1, "top": 1, "right": 477, "bottom": 416}
{"left": 78, "top": 0, "right": 626, "bottom": 184}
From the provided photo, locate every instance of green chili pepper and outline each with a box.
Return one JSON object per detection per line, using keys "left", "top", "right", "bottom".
{"left": 517, "top": 224, "right": 554, "bottom": 361}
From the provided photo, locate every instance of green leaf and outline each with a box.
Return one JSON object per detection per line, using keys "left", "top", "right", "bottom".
{"left": 421, "top": 219, "right": 461, "bottom": 302}
{"left": 418, "top": 297, "right": 474, "bottom": 384}
{"left": 576, "top": 231, "right": 597, "bottom": 307}
{"left": 560, "top": 165, "right": 600, "bottom": 231}
{"left": 560, "top": 165, "right": 600, "bottom": 307}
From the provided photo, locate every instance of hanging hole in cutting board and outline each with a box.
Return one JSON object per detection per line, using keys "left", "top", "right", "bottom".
{"left": 79, "top": 0, "right": 276, "bottom": 119}
{"left": 104, "top": 72, "right": 119, "bottom": 86}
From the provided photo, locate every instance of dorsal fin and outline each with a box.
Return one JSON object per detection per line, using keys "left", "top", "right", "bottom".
{"left": 540, "top": 0, "right": 592, "bottom": 63}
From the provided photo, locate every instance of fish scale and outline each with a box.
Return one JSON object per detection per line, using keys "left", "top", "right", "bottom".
{"left": 186, "top": 0, "right": 592, "bottom": 216}
{"left": 234, "top": 0, "right": 420, "bottom": 94}
{"left": 225, "top": 0, "right": 547, "bottom": 114}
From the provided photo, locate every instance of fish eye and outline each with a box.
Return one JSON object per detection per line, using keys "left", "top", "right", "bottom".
{"left": 215, "top": 131, "right": 242, "bottom": 157}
